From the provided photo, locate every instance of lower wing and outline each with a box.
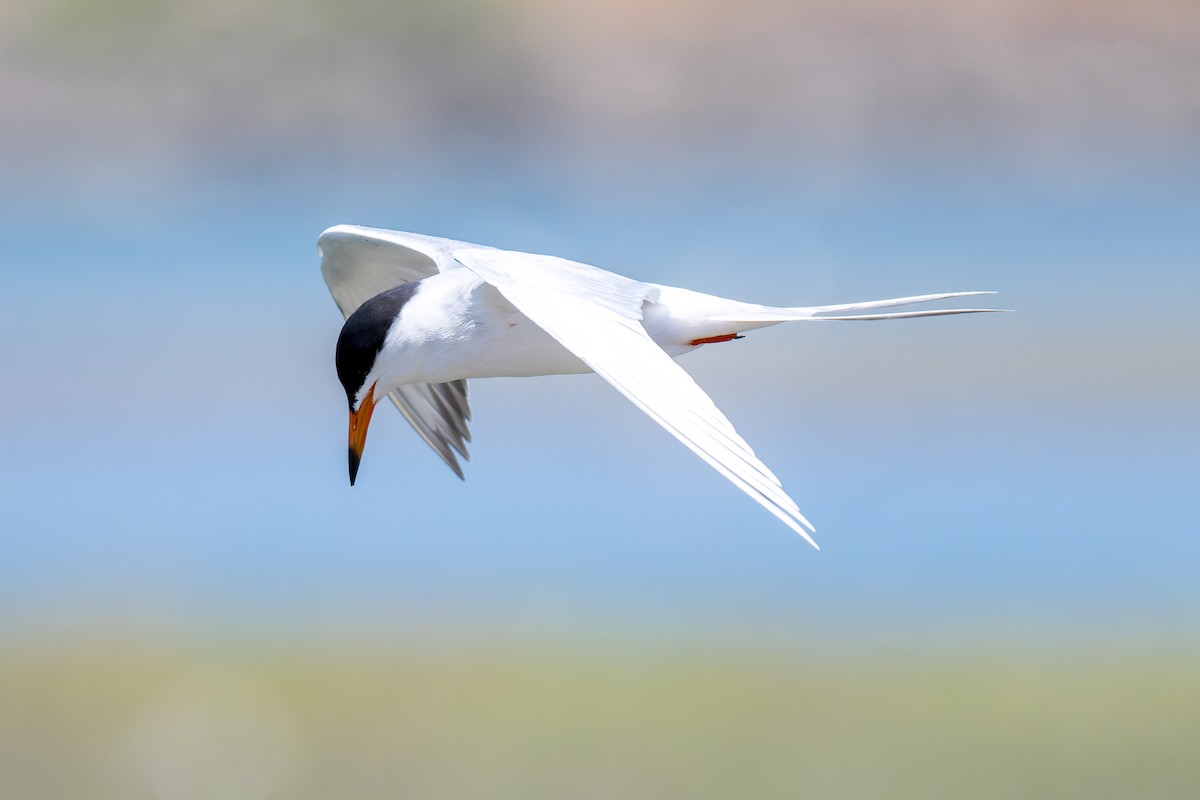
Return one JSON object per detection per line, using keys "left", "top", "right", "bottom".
{"left": 453, "top": 247, "right": 819, "bottom": 547}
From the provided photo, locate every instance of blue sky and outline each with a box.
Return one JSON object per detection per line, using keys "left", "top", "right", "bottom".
{"left": 2, "top": 161, "right": 1197, "bottom": 648}
{"left": 3, "top": 0, "right": 1198, "bottom": 648}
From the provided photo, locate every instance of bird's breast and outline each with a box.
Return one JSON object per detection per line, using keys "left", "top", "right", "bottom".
{"left": 389, "top": 272, "right": 591, "bottom": 383}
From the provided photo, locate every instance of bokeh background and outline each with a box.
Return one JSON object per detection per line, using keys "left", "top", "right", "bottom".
{"left": 2, "top": 0, "right": 1198, "bottom": 797}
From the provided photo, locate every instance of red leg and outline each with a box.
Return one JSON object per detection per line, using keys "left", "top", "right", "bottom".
{"left": 688, "top": 333, "right": 744, "bottom": 346}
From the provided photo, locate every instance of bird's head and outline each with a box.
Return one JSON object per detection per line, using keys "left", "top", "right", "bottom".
{"left": 335, "top": 282, "right": 420, "bottom": 485}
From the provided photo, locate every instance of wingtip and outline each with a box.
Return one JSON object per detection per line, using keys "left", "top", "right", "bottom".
{"left": 789, "top": 519, "right": 820, "bottom": 550}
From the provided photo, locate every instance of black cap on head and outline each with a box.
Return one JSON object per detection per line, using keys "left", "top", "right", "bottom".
{"left": 335, "top": 281, "right": 421, "bottom": 408}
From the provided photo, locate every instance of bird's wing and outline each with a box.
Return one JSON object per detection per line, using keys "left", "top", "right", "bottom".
{"left": 453, "top": 247, "right": 818, "bottom": 547}
{"left": 318, "top": 224, "right": 465, "bottom": 313}
{"left": 319, "top": 225, "right": 473, "bottom": 478}
{"left": 388, "top": 381, "right": 472, "bottom": 479}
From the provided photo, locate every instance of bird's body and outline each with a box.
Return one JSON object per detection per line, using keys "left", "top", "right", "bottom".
{"left": 357, "top": 268, "right": 815, "bottom": 384}
{"left": 366, "top": 268, "right": 591, "bottom": 383}
{"left": 321, "top": 224, "right": 1001, "bottom": 548}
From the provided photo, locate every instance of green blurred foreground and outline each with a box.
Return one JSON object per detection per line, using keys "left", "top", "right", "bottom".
{"left": 2, "top": 640, "right": 1197, "bottom": 799}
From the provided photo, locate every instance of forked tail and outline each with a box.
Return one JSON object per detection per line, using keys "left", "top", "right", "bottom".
{"left": 710, "top": 291, "right": 1005, "bottom": 323}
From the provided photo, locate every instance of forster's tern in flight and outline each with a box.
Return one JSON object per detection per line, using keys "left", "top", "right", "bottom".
{"left": 320, "top": 225, "right": 1000, "bottom": 548}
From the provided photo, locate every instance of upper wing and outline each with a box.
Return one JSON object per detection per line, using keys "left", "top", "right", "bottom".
{"left": 318, "top": 224, "right": 459, "bottom": 314}
{"left": 318, "top": 225, "right": 474, "bottom": 478}
{"left": 453, "top": 246, "right": 819, "bottom": 548}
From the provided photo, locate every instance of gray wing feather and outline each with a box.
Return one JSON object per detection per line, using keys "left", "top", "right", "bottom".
{"left": 388, "top": 382, "right": 471, "bottom": 479}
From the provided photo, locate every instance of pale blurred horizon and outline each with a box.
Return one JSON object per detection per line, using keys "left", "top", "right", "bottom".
{"left": 6, "top": 0, "right": 1198, "bottom": 184}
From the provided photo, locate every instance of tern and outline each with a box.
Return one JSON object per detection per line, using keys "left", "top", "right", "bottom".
{"left": 320, "top": 224, "right": 1000, "bottom": 548}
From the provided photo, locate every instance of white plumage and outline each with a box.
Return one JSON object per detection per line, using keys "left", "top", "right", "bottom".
{"left": 320, "top": 224, "right": 1001, "bottom": 548}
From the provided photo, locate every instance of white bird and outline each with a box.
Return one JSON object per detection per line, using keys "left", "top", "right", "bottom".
{"left": 319, "top": 224, "right": 1001, "bottom": 548}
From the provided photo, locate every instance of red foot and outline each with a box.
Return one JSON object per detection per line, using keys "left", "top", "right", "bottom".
{"left": 688, "top": 333, "right": 743, "bottom": 346}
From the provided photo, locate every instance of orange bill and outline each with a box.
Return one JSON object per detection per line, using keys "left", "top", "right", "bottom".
{"left": 347, "top": 383, "right": 377, "bottom": 485}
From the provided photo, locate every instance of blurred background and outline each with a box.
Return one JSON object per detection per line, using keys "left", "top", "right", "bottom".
{"left": 2, "top": 0, "right": 1198, "bottom": 797}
